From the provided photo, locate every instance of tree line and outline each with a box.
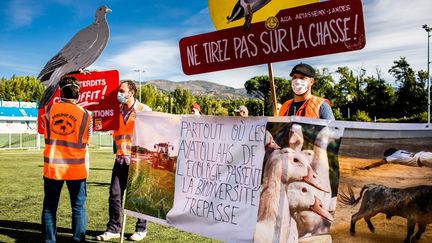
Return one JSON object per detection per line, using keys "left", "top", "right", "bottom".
{"left": 0, "top": 57, "right": 429, "bottom": 122}
{"left": 0, "top": 75, "right": 44, "bottom": 103}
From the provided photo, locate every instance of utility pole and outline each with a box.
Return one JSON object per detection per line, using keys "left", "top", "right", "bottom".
{"left": 423, "top": 24, "right": 431, "bottom": 125}
{"left": 134, "top": 69, "right": 145, "bottom": 102}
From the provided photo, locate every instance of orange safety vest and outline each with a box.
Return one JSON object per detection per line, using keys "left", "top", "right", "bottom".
{"left": 113, "top": 102, "right": 145, "bottom": 156}
{"left": 43, "top": 102, "right": 91, "bottom": 180}
{"left": 278, "top": 95, "right": 330, "bottom": 118}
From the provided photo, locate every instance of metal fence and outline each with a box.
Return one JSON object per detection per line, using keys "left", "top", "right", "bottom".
{"left": 91, "top": 132, "right": 114, "bottom": 149}
{"left": 0, "top": 132, "right": 40, "bottom": 149}
{"left": 0, "top": 132, "right": 113, "bottom": 150}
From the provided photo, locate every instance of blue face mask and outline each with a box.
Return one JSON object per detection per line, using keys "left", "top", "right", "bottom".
{"left": 117, "top": 92, "right": 129, "bottom": 104}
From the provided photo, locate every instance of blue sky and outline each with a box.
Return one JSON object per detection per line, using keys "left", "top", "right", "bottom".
{"left": 1, "top": 0, "right": 431, "bottom": 88}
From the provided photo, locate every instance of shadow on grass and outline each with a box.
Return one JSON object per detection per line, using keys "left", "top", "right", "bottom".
{"left": 87, "top": 181, "right": 110, "bottom": 187}
{"left": 35, "top": 166, "right": 111, "bottom": 172}
{"left": 0, "top": 220, "right": 106, "bottom": 243}
{"left": 89, "top": 167, "right": 112, "bottom": 171}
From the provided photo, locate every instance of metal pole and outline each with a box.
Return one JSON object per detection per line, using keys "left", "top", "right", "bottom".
{"left": 134, "top": 70, "right": 139, "bottom": 101}
{"left": 98, "top": 132, "right": 101, "bottom": 150}
{"left": 36, "top": 132, "right": 40, "bottom": 150}
{"left": 120, "top": 190, "right": 127, "bottom": 243}
{"left": 134, "top": 69, "right": 144, "bottom": 102}
{"left": 423, "top": 25, "right": 431, "bottom": 125}
{"left": 120, "top": 212, "right": 127, "bottom": 243}
{"left": 139, "top": 72, "right": 141, "bottom": 102}
{"left": 267, "top": 63, "right": 278, "bottom": 116}
{"left": 427, "top": 28, "right": 430, "bottom": 125}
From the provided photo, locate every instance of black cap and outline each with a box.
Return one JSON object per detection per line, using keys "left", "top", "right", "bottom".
{"left": 290, "top": 63, "right": 315, "bottom": 77}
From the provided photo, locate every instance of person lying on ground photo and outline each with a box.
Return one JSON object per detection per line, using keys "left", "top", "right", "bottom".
{"left": 358, "top": 148, "right": 432, "bottom": 170}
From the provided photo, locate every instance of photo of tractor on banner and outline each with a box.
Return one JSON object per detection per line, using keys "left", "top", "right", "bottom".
{"left": 122, "top": 112, "right": 432, "bottom": 243}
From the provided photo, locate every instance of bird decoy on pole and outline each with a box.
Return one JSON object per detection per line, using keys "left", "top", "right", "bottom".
{"left": 227, "top": 0, "right": 272, "bottom": 31}
{"left": 38, "top": 5, "right": 111, "bottom": 108}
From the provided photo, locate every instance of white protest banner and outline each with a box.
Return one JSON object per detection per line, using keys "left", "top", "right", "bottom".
{"left": 124, "top": 112, "right": 181, "bottom": 225}
{"left": 124, "top": 113, "right": 432, "bottom": 242}
{"left": 166, "top": 115, "right": 267, "bottom": 242}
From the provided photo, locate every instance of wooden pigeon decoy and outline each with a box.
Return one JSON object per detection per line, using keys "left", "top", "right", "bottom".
{"left": 38, "top": 5, "right": 111, "bottom": 108}
{"left": 227, "top": 0, "right": 272, "bottom": 31}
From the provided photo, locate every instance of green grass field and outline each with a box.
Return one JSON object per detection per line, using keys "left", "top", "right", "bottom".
{"left": 0, "top": 149, "right": 217, "bottom": 242}
{"left": 125, "top": 160, "right": 175, "bottom": 220}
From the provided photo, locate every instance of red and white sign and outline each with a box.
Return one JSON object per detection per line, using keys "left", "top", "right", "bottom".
{"left": 180, "top": 0, "right": 365, "bottom": 75}
{"left": 38, "top": 70, "right": 120, "bottom": 134}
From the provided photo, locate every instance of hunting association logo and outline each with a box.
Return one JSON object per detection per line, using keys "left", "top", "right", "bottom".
{"left": 265, "top": 16, "right": 279, "bottom": 30}
{"left": 51, "top": 113, "right": 77, "bottom": 135}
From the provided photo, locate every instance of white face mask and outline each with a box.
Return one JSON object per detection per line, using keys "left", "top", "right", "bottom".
{"left": 291, "top": 78, "right": 309, "bottom": 95}
{"left": 117, "top": 92, "right": 129, "bottom": 104}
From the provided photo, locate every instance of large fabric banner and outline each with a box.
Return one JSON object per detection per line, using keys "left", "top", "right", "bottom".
{"left": 167, "top": 115, "right": 267, "bottom": 242}
{"left": 125, "top": 113, "right": 432, "bottom": 243}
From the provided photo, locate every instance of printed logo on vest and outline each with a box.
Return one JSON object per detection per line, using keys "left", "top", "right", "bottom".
{"left": 51, "top": 113, "right": 77, "bottom": 135}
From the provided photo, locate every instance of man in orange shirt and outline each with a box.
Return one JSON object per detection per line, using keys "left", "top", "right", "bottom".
{"left": 42, "top": 76, "right": 92, "bottom": 243}
{"left": 97, "top": 81, "right": 151, "bottom": 241}
{"left": 278, "top": 63, "right": 334, "bottom": 120}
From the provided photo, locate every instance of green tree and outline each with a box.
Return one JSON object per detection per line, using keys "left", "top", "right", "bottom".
{"left": 245, "top": 98, "right": 265, "bottom": 116}
{"left": 333, "top": 67, "right": 367, "bottom": 119}
{"left": 195, "top": 96, "right": 212, "bottom": 115}
{"left": 313, "top": 68, "right": 338, "bottom": 106}
{"left": 140, "top": 84, "right": 167, "bottom": 112}
{"left": 362, "top": 70, "right": 396, "bottom": 119}
{"left": 352, "top": 110, "right": 372, "bottom": 122}
{"left": 244, "top": 76, "right": 290, "bottom": 116}
{"left": 140, "top": 84, "right": 158, "bottom": 106}
{"left": 389, "top": 57, "right": 426, "bottom": 118}
{"left": 171, "top": 87, "right": 192, "bottom": 114}
{"left": 210, "top": 101, "right": 229, "bottom": 116}
{"left": 273, "top": 77, "right": 292, "bottom": 104}
{"left": 0, "top": 75, "right": 44, "bottom": 102}
{"left": 244, "top": 76, "right": 271, "bottom": 116}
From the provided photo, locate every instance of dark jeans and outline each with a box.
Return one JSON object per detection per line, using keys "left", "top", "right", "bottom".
{"left": 42, "top": 178, "right": 87, "bottom": 243}
{"left": 106, "top": 162, "right": 147, "bottom": 233}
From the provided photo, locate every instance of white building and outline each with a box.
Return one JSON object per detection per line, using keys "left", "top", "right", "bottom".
{"left": 0, "top": 101, "right": 38, "bottom": 133}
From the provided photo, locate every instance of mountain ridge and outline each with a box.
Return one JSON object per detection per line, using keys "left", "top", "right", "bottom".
{"left": 139, "top": 79, "right": 250, "bottom": 99}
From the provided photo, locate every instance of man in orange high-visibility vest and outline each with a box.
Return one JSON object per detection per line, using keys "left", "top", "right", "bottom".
{"left": 97, "top": 80, "right": 151, "bottom": 242}
{"left": 42, "top": 76, "right": 92, "bottom": 243}
{"left": 278, "top": 63, "right": 334, "bottom": 120}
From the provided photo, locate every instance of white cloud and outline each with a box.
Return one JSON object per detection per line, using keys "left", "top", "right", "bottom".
{"left": 91, "top": 40, "right": 182, "bottom": 81}
{"left": 6, "top": 0, "right": 41, "bottom": 29}
{"left": 0, "top": 52, "right": 39, "bottom": 75}
{"left": 313, "top": 0, "right": 432, "bottom": 82}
